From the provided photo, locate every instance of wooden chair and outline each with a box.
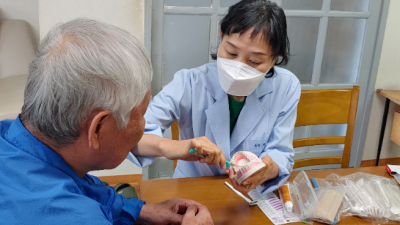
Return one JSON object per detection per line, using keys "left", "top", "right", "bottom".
{"left": 171, "top": 122, "right": 180, "bottom": 170}
{"left": 293, "top": 86, "right": 359, "bottom": 169}
{"left": 170, "top": 86, "right": 360, "bottom": 170}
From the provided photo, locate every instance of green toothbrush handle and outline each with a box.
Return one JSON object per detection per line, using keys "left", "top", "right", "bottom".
{"left": 189, "top": 149, "right": 235, "bottom": 168}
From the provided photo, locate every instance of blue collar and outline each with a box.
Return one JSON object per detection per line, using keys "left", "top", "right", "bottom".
{"left": 3, "top": 116, "right": 79, "bottom": 178}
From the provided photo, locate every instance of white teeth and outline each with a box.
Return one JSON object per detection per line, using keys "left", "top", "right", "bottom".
{"left": 230, "top": 151, "right": 266, "bottom": 184}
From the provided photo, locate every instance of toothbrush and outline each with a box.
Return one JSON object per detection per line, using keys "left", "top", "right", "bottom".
{"left": 188, "top": 148, "right": 241, "bottom": 168}
{"left": 225, "top": 160, "right": 242, "bottom": 168}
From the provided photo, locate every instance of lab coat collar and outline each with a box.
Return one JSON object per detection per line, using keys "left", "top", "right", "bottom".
{"left": 205, "top": 64, "right": 273, "bottom": 155}
{"left": 256, "top": 74, "right": 274, "bottom": 98}
{"left": 205, "top": 93, "right": 231, "bottom": 158}
{"left": 230, "top": 90, "right": 268, "bottom": 151}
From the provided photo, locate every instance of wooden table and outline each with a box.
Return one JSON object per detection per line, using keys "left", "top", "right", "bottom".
{"left": 376, "top": 90, "right": 400, "bottom": 166}
{"left": 140, "top": 166, "right": 399, "bottom": 225}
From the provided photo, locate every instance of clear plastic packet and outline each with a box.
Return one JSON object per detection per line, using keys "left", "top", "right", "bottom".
{"left": 311, "top": 186, "right": 346, "bottom": 225}
{"left": 382, "top": 182, "right": 400, "bottom": 222}
{"left": 370, "top": 176, "right": 400, "bottom": 222}
{"left": 337, "top": 172, "right": 400, "bottom": 224}
{"left": 310, "top": 172, "right": 400, "bottom": 224}
{"left": 311, "top": 173, "right": 341, "bottom": 188}
{"left": 338, "top": 173, "right": 385, "bottom": 222}
{"left": 350, "top": 179, "right": 388, "bottom": 223}
{"left": 278, "top": 182, "right": 303, "bottom": 217}
{"left": 278, "top": 171, "right": 319, "bottom": 220}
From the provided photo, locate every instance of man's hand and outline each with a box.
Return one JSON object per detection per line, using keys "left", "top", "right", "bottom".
{"left": 136, "top": 197, "right": 202, "bottom": 225}
{"left": 163, "top": 136, "right": 226, "bottom": 170}
{"left": 225, "top": 156, "right": 279, "bottom": 194}
{"left": 182, "top": 205, "right": 214, "bottom": 225}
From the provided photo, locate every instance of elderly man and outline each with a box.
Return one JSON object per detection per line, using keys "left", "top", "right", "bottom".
{"left": 0, "top": 19, "right": 217, "bottom": 224}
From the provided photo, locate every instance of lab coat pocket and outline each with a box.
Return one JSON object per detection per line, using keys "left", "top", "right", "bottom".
{"left": 245, "top": 139, "right": 268, "bottom": 157}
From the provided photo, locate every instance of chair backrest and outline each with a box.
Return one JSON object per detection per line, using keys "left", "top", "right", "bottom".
{"left": 293, "top": 86, "right": 359, "bottom": 169}
{"left": 169, "top": 86, "right": 360, "bottom": 170}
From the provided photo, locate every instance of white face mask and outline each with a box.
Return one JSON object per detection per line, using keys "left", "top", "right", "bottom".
{"left": 217, "top": 57, "right": 273, "bottom": 96}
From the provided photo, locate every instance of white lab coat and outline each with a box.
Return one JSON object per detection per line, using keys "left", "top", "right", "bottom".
{"left": 128, "top": 62, "right": 301, "bottom": 194}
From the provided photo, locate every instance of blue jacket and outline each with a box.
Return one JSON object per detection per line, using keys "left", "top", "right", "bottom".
{"left": 128, "top": 63, "right": 300, "bottom": 194}
{"left": 0, "top": 118, "right": 144, "bottom": 224}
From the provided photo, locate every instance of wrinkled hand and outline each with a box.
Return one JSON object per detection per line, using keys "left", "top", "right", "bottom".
{"left": 165, "top": 136, "right": 226, "bottom": 170}
{"left": 136, "top": 197, "right": 202, "bottom": 225}
{"left": 225, "top": 156, "right": 278, "bottom": 194}
{"left": 182, "top": 205, "right": 214, "bottom": 225}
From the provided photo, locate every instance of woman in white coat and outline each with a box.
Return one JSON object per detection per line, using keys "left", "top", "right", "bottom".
{"left": 130, "top": 0, "right": 301, "bottom": 195}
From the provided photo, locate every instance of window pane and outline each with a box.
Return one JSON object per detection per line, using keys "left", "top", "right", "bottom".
{"left": 282, "top": 17, "right": 319, "bottom": 84}
{"left": 309, "top": 124, "right": 346, "bottom": 150}
{"left": 165, "top": 0, "right": 212, "bottom": 7}
{"left": 294, "top": 126, "right": 306, "bottom": 139}
{"left": 309, "top": 124, "right": 347, "bottom": 137}
{"left": 331, "top": 0, "right": 370, "bottom": 12}
{"left": 294, "top": 126, "right": 307, "bottom": 153}
{"left": 220, "top": 0, "right": 241, "bottom": 8}
{"left": 216, "top": 15, "right": 224, "bottom": 51}
{"left": 163, "top": 15, "right": 211, "bottom": 85}
{"left": 282, "top": 0, "right": 323, "bottom": 10}
{"left": 294, "top": 124, "right": 346, "bottom": 152}
{"left": 320, "top": 18, "right": 366, "bottom": 84}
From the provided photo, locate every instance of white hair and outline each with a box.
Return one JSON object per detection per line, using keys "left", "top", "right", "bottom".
{"left": 20, "top": 18, "right": 152, "bottom": 146}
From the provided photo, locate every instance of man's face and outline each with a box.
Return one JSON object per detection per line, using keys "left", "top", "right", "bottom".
{"left": 97, "top": 90, "right": 151, "bottom": 169}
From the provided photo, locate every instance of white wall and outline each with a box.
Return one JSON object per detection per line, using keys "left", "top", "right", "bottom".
{"left": 39, "top": 0, "right": 144, "bottom": 42}
{"left": 39, "top": 0, "right": 145, "bottom": 175}
{"left": 362, "top": 0, "right": 400, "bottom": 161}
{"left": 0, "top": 0, "right": 40, "bottom": 43}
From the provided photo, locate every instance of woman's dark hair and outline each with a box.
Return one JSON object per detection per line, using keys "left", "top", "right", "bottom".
{"left": 212, "top": 0, "right": 290, "bottom": 77}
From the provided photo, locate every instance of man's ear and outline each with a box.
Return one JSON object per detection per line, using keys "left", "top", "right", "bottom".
{"left": 88, "top": 111, "right": 111, "bottom": 150}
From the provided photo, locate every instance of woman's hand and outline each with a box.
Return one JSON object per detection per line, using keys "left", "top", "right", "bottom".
{"left": 225, "top": 156, "right": 279, "bottom": 194}
{"left": 163, "top": 136, "right": 227, "bottom": 170}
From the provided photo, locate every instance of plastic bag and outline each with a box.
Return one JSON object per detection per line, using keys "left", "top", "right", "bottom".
{"left": 311, "top": 173, "right": 341, "bottom": 188}
{"left": 312, "top": 172, "right": 400, "bottom": 224}
{"left": 311, "top": 186, "right": 346, "bottom": 225}
{"left": 278, "top": 171, "right": 319, "bottom": 220}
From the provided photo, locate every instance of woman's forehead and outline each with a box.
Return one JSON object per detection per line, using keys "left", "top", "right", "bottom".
{"left": 223, "top": 29, "right": 271, "bottom": 53}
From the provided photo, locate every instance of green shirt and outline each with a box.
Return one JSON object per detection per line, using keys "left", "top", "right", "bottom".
{"left": 229, "top": 96, "right": 246, "bottom": 134}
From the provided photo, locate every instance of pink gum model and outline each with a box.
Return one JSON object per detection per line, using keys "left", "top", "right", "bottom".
{"left": 230, "top": 151, "right": 266, "bottom": 184}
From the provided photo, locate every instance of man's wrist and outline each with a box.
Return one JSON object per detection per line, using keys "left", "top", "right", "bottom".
{"left": 136, "top": 204, "right": 152, "bottom": 224}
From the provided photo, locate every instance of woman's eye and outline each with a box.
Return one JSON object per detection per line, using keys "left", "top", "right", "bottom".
{"left": 250, "top": 60, "right": 261, "bottom": 65}
{"left": 226, "top": 51, "right": 237, "bottom": 57}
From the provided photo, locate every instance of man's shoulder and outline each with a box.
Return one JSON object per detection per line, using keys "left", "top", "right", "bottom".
{"left": 0, "top": 145, "right": 113, "bottom": 224}
{"left": 0, "top": 196, "right": 110, "bottom": 225}
{"left": 0, "top": 173, "right": 112, "bottom": 224}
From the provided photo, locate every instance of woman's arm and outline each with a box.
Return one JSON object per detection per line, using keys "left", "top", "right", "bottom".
{"left": 129, "top": 69, "right": 225, "bottom": 169}
{"left": 132, "top": 134, "right": 226, "bottom": 169}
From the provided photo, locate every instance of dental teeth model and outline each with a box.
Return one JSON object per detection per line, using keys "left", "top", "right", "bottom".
{"left": 230, "top": 151, "right": 266, "bottom": 184}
